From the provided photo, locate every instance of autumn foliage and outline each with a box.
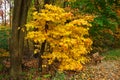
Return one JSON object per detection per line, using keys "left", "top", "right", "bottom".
{"left": 26, "top": 4, "right": 94, "bottom": 71}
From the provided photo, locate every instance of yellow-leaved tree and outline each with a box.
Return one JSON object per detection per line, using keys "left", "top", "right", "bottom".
{"left": 26, "top": 4, "right": 94, "bottom": 71}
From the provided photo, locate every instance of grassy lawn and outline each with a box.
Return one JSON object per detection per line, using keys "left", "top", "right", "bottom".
{"left": 102, "top": 49, "right": 120, "bottom": 60}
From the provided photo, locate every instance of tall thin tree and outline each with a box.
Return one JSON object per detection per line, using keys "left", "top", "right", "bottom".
{"left": 10, "top": 0, "right": 31, "bottom": 79}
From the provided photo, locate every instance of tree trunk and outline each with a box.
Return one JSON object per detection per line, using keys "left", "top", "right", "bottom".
{"left": 10, "top": 0, "right": 31, "bottom": 79}
{"left": 4, "top": 0, "right": 6, "bottom": 26}
{"left": 34, "top": 0, "right": 40, "bottom": 11}
{"left": 44, "top": 0, "right": 55, "bottom": 5}
{"left": 33, "top": 0, "right": 53, "bottom": 72}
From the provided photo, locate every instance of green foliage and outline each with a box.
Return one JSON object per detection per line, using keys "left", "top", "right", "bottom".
{"left": 68, "top": 0, "right": 96, "bottom": 13}
{"left": 43, "top": 74, "right": 51, "bottom": 78}
{"left": 0, "top": 74, "right": 9, "bottom": 80}
{"left": 0, "top": 27, "right": 10, "bottom": 50}
{"left": 0, "top": 64, "right": 4, "bottom": 71}
{"left": 68, "top": 0, "right": 120, "bottom": 52}
{"left": 52, "top": 72, "right": 65, "bottom": 80}
{"left": 26, "top": 68, "right": 41, "bottom": 80}
{"left": 102, "top": 49, "right": 120, "bottom": 60}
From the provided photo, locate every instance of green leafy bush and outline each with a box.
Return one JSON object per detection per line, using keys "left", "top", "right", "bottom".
{"left": 52, "top": 72, "right": 65, "bottom": 80}
{"left": 67, "top": 0, "right": 120, "bottom": 52}
{"left": 0, "top": 27, "right": 10, "bottom": 50}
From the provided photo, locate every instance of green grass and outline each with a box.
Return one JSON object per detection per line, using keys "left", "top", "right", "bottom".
{"left": 102, "top": 49, "right": 120, "bottom": 60}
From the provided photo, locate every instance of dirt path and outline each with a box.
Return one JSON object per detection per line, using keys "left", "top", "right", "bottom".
{"left": 83, "top": 60, "right": 120, "bottom": 80}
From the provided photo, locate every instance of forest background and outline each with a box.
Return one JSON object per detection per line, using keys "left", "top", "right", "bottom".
{"left": 0, "top": 0, "right": 120, "bottom": 80}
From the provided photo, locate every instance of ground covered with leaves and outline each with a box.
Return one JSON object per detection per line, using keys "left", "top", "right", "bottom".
{"left": 0, "top": 58, "right": 120, "bottom": 80}
{"left": 1, "top": 49, "right": 120, "bottom": 80}
{"left": 78, "top": 59, "right": 120, "bottom": 80}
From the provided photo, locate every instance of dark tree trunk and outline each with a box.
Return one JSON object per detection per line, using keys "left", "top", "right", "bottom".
{"left": 38, "top": 0, "right": 52, "bottom": 72}
{"left": 44, "top": 0, "right": 55, "bottom": 5}
{"left": 33, "top": 0, "right": 52, "bottom": 72}
{"left": 10, "top": 0, "right": 31, "bottom": 80}
{"left": 44, "top": 0, "right": 51, "bottom": 4}
{"left": 34, "top": 0, "right": 40, "bottom": 11}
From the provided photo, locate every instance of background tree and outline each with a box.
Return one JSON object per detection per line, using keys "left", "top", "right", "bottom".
{"left": 26, "top": 4, "right": 94, "bottom": 72}
{"left": 10, "top": 0, "right": 31, "bottom": 79}
{"left": 0, "top": 0, "right": 3, "bottom": 25}
{"left": 32, "top": 0, "right": 54, "bottom": 72}
{"left": 6, "top": 0, "right": 13, "bottom": 27}
{"left": 4, "top": 0, "right": 6, "bottom": 26}
{"left": 67, "top": 0, "right": 120, "bottom": 52}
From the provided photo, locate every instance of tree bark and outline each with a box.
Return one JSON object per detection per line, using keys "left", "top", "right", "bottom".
{"left": 33, "top": 0, "right": 53, "bottom": 72}
{"left": 44, "top": 0, "right": 55, "bottom": 5}
{"left": 10, "top": 0, "right": 31, "bottom": 79}
{"left": 34, "top": 0, "right": 40, "bottom": 11}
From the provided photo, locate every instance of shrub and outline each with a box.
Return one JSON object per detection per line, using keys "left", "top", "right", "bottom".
{"left": 26, "top": 4, "right": 94, "bottom": 71}
{"left": 67, "top": 0, "right": 120, "bottom": 53}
